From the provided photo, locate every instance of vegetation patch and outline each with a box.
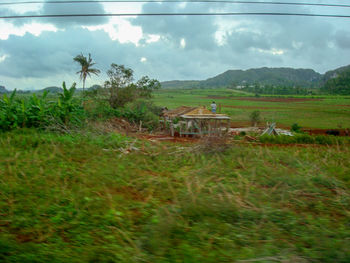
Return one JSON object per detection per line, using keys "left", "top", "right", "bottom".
{"left": 1, "top": 129, "right": 349, "bottom": 262}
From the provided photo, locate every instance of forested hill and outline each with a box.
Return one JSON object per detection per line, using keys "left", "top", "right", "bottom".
{"left": 161, "top": 80, "right": 200, "bottom": 89}
{"left": 321, "top": 65, "right": 350, "bottom": 95}
{"left": 161, "top": 66, "right": 350, "bottom": 90}
{"left": 202, "top": 67, "right": 321, "bottom": 88}
{"left": 0, "top": 86, "right": 7, "bottom": 93}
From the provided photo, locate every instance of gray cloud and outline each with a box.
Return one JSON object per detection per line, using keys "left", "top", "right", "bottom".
{"left": 335, "top": 30, "right": 350, "bottom": 49}
{"left": 132, "top": 3, "right": 219, "bottom": 50}
{"left": 1, "top": 1, "right": 350, "bottom": 90}
{"left": 0, "top": 0, "right": 107, "bottom": 27}
{"left": 41, "top": 0, "right": 108, "bottom": 27}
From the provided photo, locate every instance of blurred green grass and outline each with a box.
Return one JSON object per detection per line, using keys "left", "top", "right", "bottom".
{"left": 1, "top": 129, "right": 349, "bottom": 262}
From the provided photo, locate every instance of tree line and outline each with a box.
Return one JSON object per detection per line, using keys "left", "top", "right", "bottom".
{"left": 0, "top": 53, "right": 162, "bottom": 131}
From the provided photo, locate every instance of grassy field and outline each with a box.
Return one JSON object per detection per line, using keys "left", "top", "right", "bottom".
{"left": 153, "top": 89, "right": 350, "bottom": 129}
{"left": 1, "top": 129, "right": 350, "bottom": 262}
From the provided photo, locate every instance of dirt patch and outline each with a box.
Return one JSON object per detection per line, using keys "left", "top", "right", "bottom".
{"left": 207, "top": 96, "right": 323, "bottom": 103}
{"left": 223, "top": 105, "right": 284, "bottom": 110}
{"left": 138, "top": 134, "right": 199, "bottom": 143}
{"left": 303, "top": 128, "right": 350, "bottom": 136}
{"left": 229, "top": 121, "right": 290, "bottom": 129}
{"left": 110, "top": 186, "right": 147, "bottom": 202}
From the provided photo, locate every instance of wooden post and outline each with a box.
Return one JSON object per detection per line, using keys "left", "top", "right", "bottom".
{"left": 198, "top": 120, "right": 202, "bottom": 137}
{"left": 170, "top": 122, "right": 174, "bottom": 137}
{"left": 208, "top": 120, "right": 211, "bottom": 136}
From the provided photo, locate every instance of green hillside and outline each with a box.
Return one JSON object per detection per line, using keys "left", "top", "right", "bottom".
{"left": 201, "top": 67, "right": 321, "bottom": 88}
{"left": 161, "top": 65, "right": 350, "bottom": 90}
{"left": 322, "top": 66, "right": 350, "bottom": 95}
{"left": 161, "top": 80, "right": 200, "bottom": 89}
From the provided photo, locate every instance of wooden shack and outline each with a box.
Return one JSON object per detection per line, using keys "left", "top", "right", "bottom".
{"left": 162, "top": 106, "right": 230, "bottom": 137}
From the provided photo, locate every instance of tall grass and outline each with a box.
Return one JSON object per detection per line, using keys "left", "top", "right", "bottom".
{"left": 1, "top": 129, "right": 349, "bottom": 262}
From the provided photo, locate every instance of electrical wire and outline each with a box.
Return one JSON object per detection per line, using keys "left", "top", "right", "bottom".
{"left": 1, "top": 0, "right": 350, "bottom": 9}
{"left": 1, "top": 12, "right": 350, "bottom": 19}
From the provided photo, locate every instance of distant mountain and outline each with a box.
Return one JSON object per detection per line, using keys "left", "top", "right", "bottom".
{"left": 321, "top": 65, "right": 350, "bottom": 95}
{"left": 87, "top": 84, "right": 103, "bottom": 90}
{"left": 201, "top": 67, "right": 321, "bottom": 88}
{"left": 161, "top": 80, "right": 200, "bottom": 89}
{"left": 0, "top": 85, "right": 7, "bottom": 93}
{"left": 0, "top": 86, "right": 7, "bottom": 93}
{"left": 321, "top": 65, "right": 350, "bottom": 84}
{"left": 161, "top": 67, "right": 328, "bottom": 89}
{"left": 40, "top": 86, "right": 63, "bottom": 93}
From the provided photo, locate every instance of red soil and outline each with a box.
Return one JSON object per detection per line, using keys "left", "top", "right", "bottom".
{"left": 223, "top": 105, "right": 283, "bottom": 110}
{"left": 207, "top": 96, "right": 323, "bottom": 103}
{"left": 138, "top": 134, "right": 199, "bottom": 143}
{"left": 303, "top": 128, "right": 350, "bottom": 136}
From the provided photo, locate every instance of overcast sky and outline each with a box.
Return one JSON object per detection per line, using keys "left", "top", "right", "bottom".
{"left": 0, "top": 0, "right": 350, "bottom": 90}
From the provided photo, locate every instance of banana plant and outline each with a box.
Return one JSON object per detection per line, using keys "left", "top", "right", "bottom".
{"left": 57, "top": 82, "right": 80, "bottom": 125}
{"left": 0, "top": 89, "right": 19, "bottom": 130}
{"left": 27, "top": 90, "right": 50, "bottom": 127}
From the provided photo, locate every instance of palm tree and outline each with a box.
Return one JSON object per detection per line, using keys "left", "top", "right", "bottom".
{"left": 73, "top": 53, "right": 100, "bottom": 92}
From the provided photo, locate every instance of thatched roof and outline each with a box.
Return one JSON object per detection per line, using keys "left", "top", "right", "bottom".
{"left": 163, "top": 106, "right": 196, "bottom": 118}
{"left": 164, "top": 106, "right": 230, "bottom": 120}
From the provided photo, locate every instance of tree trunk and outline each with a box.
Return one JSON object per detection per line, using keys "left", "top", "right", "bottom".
{"left": 83, "top": 78, "right": 86, "bottom": 93}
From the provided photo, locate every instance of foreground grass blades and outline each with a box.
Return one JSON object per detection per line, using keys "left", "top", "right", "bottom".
{"left": 1, "top": 129, "right": 349, "bottom": 262}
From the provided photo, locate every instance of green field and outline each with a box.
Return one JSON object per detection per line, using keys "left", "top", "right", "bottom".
{"left": 153, "top": 89, "right": 350, "bottom": 129}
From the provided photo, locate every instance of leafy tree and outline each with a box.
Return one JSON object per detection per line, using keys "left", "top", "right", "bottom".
{"left": 250, "top": 110, "right": 261, "bottom": 127}
{"left": 104, "top": 63, "right": 160, "bottom": 108}
{"left": 136, "top": 76, "right": 161, "bottom": 98}
{"left": 73, "top": 53, "right": 100, "bottom": 92}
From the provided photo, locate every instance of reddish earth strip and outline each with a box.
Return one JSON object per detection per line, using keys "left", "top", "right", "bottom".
{"left": 138, "top": 134, "right": 200, "bottom": 143}
{"left": 223, "top": 105, "right": 284, "bottom": 110}
{"left": 207, "top": 96, "right": 323, "bottom": 102}
{"left": 229, "top": 121, "right": 291, "bottom": 129}
{"left": 303, "top": 128, "right": 350, "bottom": 136}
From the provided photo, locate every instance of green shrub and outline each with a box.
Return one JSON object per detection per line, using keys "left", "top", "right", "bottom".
{"left": 123, "top": 99, "right": 162, "bottom": 130}
{"left": 291, "top": 123, "right": 302, "bottom": 133}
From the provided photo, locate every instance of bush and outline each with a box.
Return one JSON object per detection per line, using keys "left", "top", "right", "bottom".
{"left": 123, "top": 100, "right": 162, "bottom": 131}
{"left": 291, "top": 123, "right": 302, "bottom": 133}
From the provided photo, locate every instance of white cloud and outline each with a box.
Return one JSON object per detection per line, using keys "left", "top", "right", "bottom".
{"left": 0, "top": 21, "right": 57, "bottom": 40}
{"left": 85, "top": 18, "right": 142, "bottom": 45}
{"left": 145, "top": 34, "right": 161, "bottom": 44}
{"left": 180, "top": 38, "right": 186, "bottom": 49}
{"left": 0, "top": 54, "right": 9, "bottom": 63}
{"left": 140, "top": 57, "right": 147, "bottom": 62}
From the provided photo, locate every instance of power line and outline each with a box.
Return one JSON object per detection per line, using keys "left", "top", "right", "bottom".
{"left": 1, "top": 0, "right": 350, "bottom": 9}
{"left": 1, "top": 12, "right": 350, "bottom": 19}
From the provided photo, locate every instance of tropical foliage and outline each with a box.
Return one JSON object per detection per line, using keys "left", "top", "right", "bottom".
{"left": 0, "top": 82, "right": 84, "bottom": 131}
{"left": 73, "top": 53, "right": 101, "bottom": 92}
